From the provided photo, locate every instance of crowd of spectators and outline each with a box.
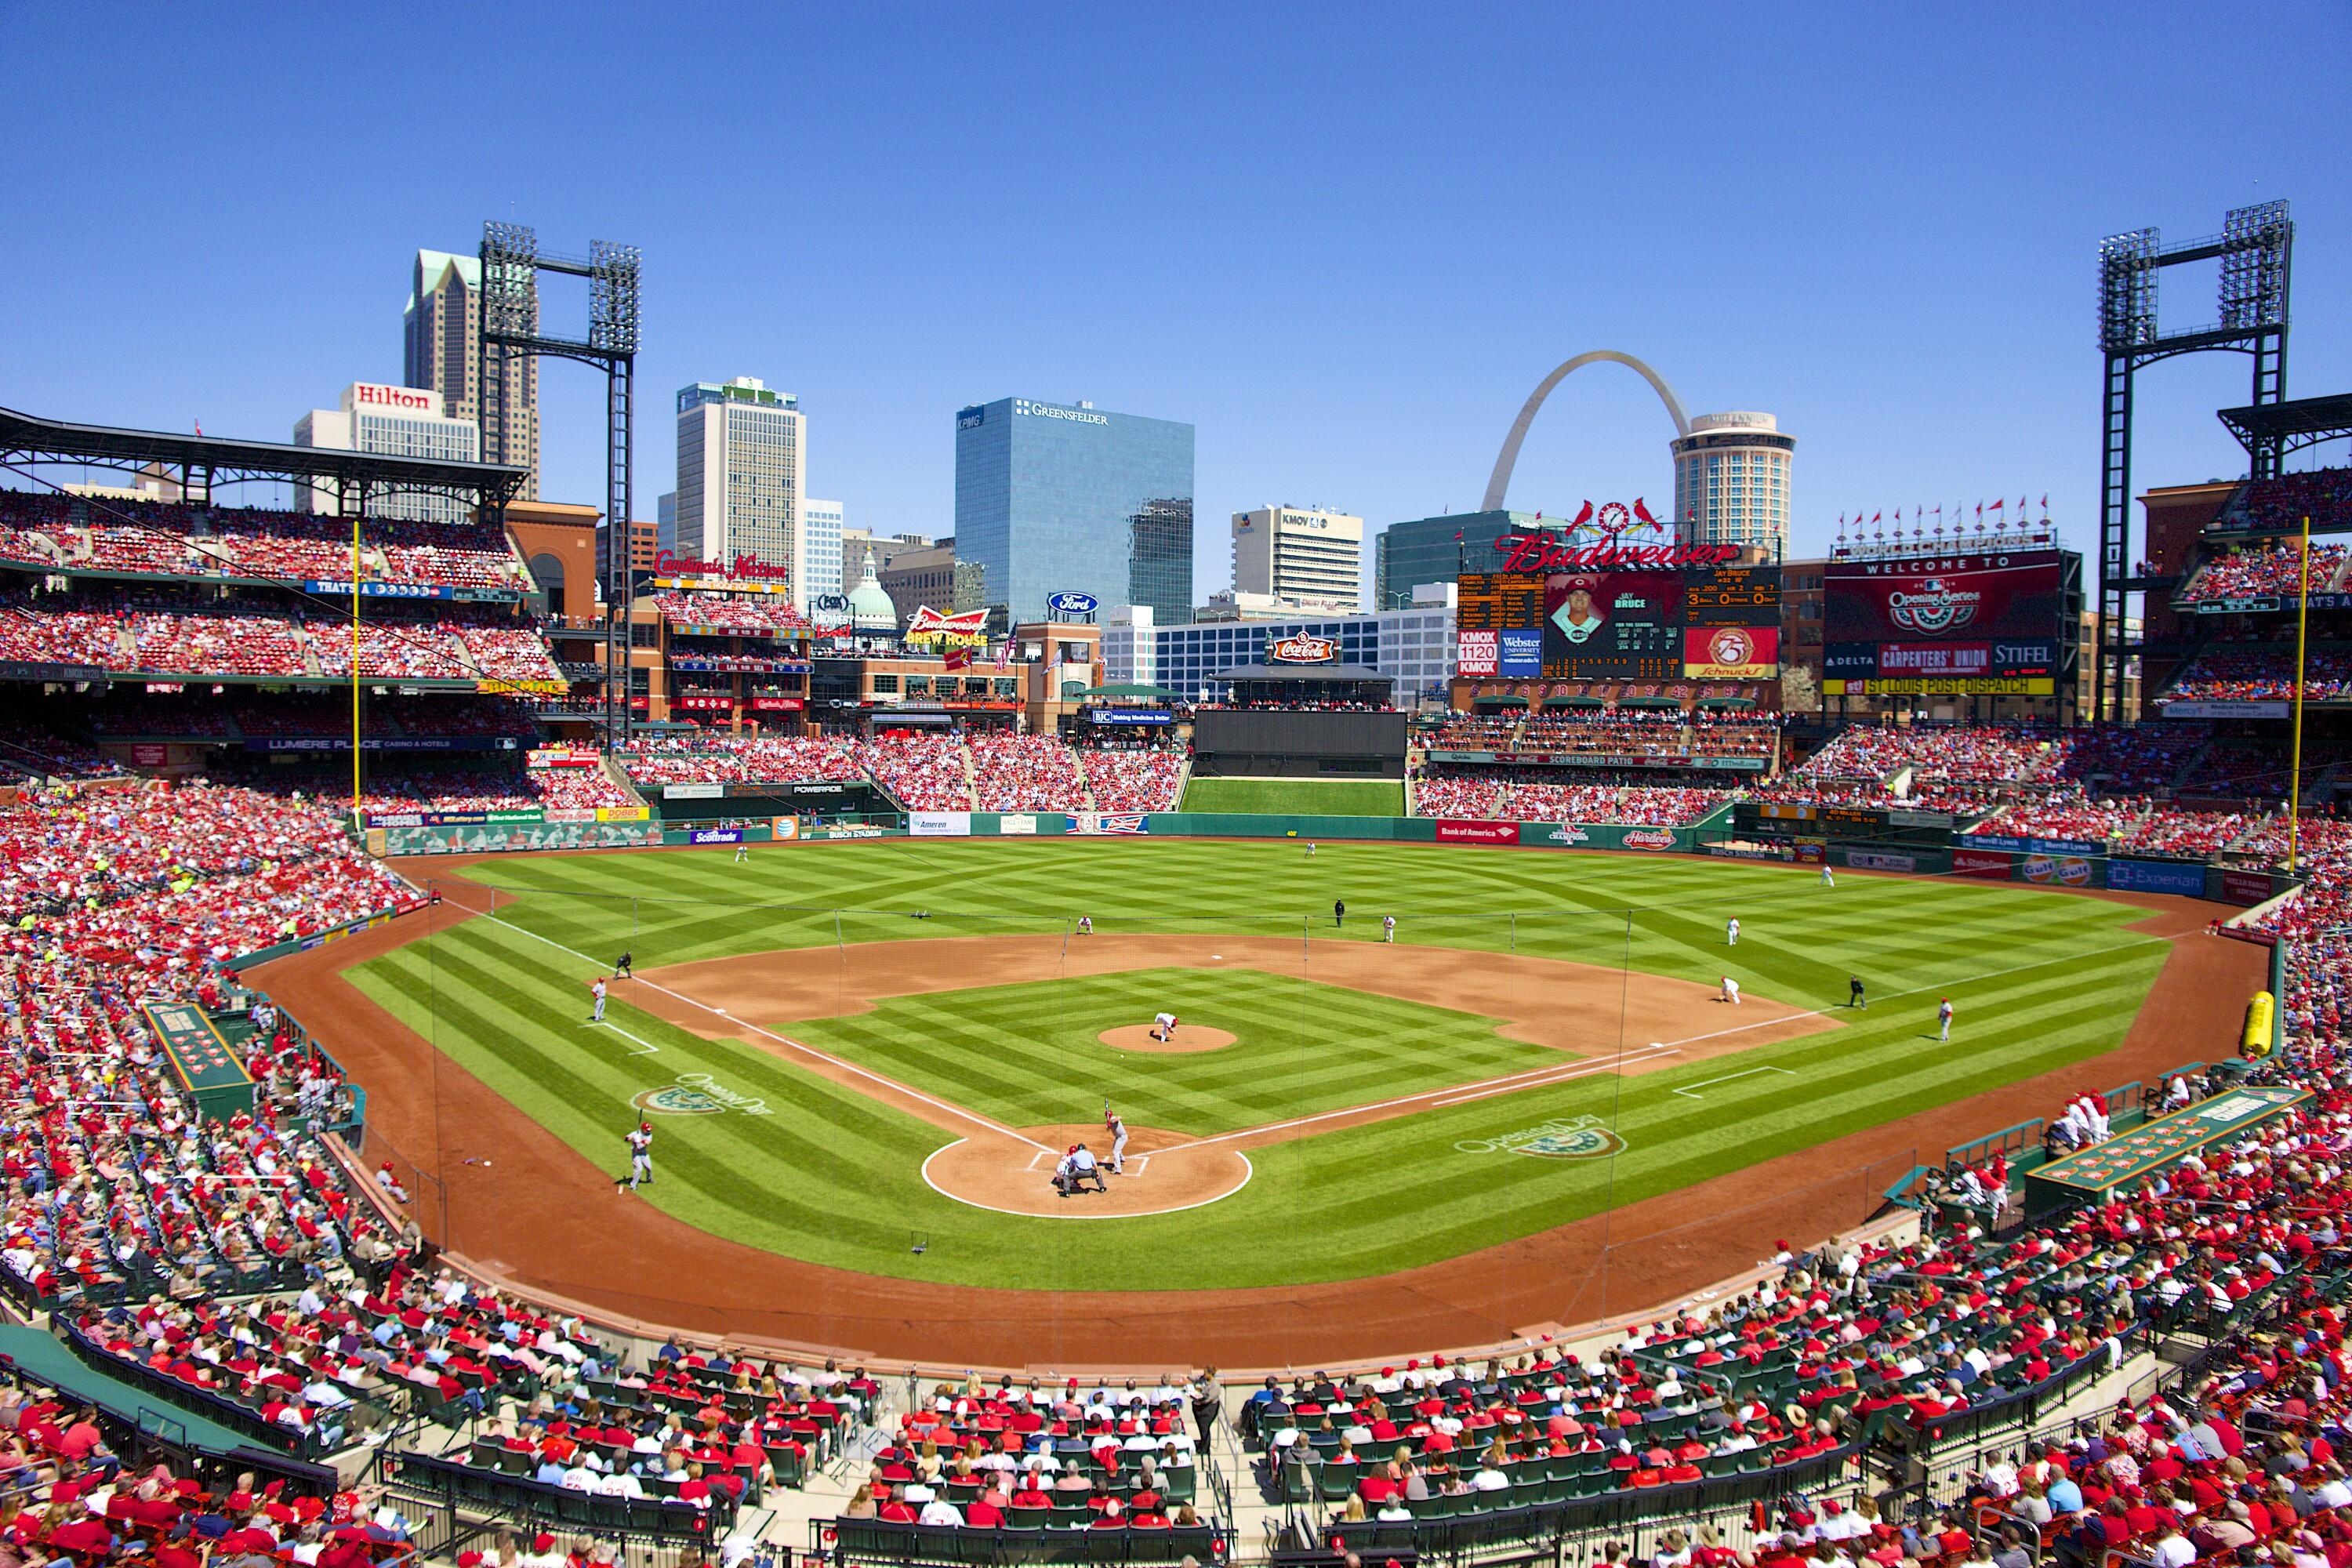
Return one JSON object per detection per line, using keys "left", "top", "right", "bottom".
{"left": 614, "top": 735, "right": 866, "bottom": 787}
{"left": 865, "top": 733, "right": 971, "bottom": 810}
{"left": 2179, "top": 539, "right": 2350, "bottom": 603}
{"left": 0, "top": 592, "right": 566, "bottom": 685}
{"left": 652, "top": 593, "right": 811, "bottom": 636}
{"left": 0, "top": 492, "right": 530, "bottom": 593}
{"left": 2229, "top": 466, "right": 2352, "bottom": 534}
{"left": 2164, "top": 650, "right": 2352, "bottom": 705}
{"left": 967, "top": 732, "right": 1087, "bottom": 811}
{"left": 1414, "top": 767, "right": 1735, "bottom": 826}
{"left": 1800, "top": 725, "right": 2064, "bottom": 786}
{"left": 1079, "top": 747, "right": 1187, "bottom": 813}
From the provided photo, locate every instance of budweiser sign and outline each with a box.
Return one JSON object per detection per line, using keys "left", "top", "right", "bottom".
{"left": 1267, "top": 633, "right": 1337, "bottom": 664}
{"left": 905, "top": 604, "right": 991, "bottom": 646}
{"left": 653, "top": 549, "right": 791, "bottom": 582}
{"left": 1494, "top": 533, "right": 1738, "bottom": 572}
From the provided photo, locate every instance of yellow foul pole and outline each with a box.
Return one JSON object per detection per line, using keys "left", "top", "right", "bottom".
{"left": 350, "top": 512, "right": 362, "bottom": 824}
{"left": 2288, "top": 512, "right": 2311, "bottom": 876}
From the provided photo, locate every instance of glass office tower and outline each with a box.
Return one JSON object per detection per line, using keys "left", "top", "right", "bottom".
{"left": 954, "top": 397, "right": 1195, "bottom": 626}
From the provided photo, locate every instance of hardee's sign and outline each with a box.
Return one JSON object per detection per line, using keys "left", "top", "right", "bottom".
{"left": 905, "top": 604, "right": 990, "bottom": 648}
{"left": 653, "top": 548, "right": 791, "bottom": 583}
{"left": 1494, "top": 533, "right": 1738, "bottom": 572}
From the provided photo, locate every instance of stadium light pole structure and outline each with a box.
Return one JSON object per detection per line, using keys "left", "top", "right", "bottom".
{"left": 478, "top": 223, "right": 643, "bottom": 746}
{"left": 2094, "top": 202, "right": 2292, "bottom": 724}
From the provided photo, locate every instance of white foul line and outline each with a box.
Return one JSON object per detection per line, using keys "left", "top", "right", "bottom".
{"left": 449, "top": 898, "right": 1054, "bottom": 1156}
{"left": 588, "top": 1018, "right": 662, "bottom": 1057}
{"left": 1671, "top": 1065, "right": 1795, "bottom": 1099}
{"left": 1431, "top": 1046, "right": 1679, "bottom": 1108}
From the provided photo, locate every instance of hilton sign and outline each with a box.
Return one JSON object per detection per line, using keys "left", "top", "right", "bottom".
{"left": 350, "top": 383, "right": 441, "bottom": 413}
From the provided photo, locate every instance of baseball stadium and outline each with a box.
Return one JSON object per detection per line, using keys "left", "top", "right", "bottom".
{"left": 2, "top": 203, "right": 2350, "bottom": 1568}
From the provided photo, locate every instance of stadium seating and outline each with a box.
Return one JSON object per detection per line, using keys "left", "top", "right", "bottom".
{"left": 967, "top": 731, "right": 1087, "bottom": 811}
{"left": 1081, "top": 746, "right": 1187, "bottom": 812}
{"left": 2178, "top": 539, "right": 2349, "bottom": 602}
{"left": 2226, "top": 465, "right": 2352, "bottom": 534}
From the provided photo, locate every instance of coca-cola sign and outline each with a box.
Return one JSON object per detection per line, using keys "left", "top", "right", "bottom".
{"left": 1267, "top": 633, "right": 1337, "bottom": 664}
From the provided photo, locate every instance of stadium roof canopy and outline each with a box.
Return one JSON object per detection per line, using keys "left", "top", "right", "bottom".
{"left": 1210, "top": 663, "right": 1391, "bottom": 683}
{"left": 1076, "top": 683, "right": 1180, "bottom": 699}
{"left": 0, "top": 405, "right": 531, "bottom": 514}
{"left": 2217, "top": 394, "right": 2352, "bottom": 463}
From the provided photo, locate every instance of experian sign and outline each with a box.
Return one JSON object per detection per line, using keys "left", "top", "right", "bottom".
{"left": 1013, "top": 398, "right": 1109, "bottom": 426}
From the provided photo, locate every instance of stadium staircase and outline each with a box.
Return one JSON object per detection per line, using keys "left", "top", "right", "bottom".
{"left": 1069, "top": 748, "right": 1098, "bottom": 810}
{"left": 955, "top": 738, "right": 979, "bottom": 808}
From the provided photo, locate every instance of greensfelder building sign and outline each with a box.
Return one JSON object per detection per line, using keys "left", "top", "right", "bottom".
{"left": 142, "top": 1002, "right": 255, "bottom": 1123}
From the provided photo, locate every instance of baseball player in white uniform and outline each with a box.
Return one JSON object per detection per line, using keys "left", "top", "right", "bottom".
{"left": 1381, "top": 915, "right": 1396, "bottom": 943}
{"left": 626, "top": 1122, "right": 653, "bottom": 1187}
{"left": 590, "top": 977, "right": 608, "bottom": 1022}
{"left": 1105, "top": 1107, "right": 1129, "bottom": 1174}
{"left": 1937, "top": 997, "right": 1955, "bottom": 1041}
{"left": 1720, "top": 976, "right": 1741, "bottom": 1006}
{"left": 1151, "top": 1011, "right": 1177, "bottom": 1043}
{"left": 1820, "top": 865, "right": 1835, "bottom": 887}
{"left": 1726, "top": 917, "right": 1740, "bottom": 946}
{"left": 734, "top": 840, "right": 749, "bottom": 863}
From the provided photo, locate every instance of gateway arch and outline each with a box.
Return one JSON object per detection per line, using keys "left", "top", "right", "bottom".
{"left": 1481, "top": 351, "right": 1690, "bottom": 514}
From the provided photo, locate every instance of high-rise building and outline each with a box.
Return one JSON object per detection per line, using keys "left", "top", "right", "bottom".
{"left": 1231, "top": 505, "right": 1364, "bottom": 612}
{"left": 403, "top": 249, "right": 539, "bottom": 499}
{"left": 954, "top": 397, "right": 1194, "bottom": 626}
{"left": 292, "top": 381, "right": 481, "bottom": 524}
{"left": 673, "top": 376, "right": 808, "bottom": 599}
{"left": 1671, "top": 412, "right": 1795, "bottom": 557}
{"left": 801, "top": 499, "right": 844, "bottom": 602}
{"left": 1374, "top": 510, "right": 1535, "bottom": 607}
{"left": 655, "top": 492, "right": 678, "bottom": 555}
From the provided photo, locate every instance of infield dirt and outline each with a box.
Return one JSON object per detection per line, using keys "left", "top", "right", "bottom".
{"left": 253, "top": 858, "right": 2254, "bottom": 1370}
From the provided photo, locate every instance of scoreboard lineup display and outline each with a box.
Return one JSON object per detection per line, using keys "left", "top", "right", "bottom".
{"left": 1457, "top": 564, "right": 1780, "bottom": 681}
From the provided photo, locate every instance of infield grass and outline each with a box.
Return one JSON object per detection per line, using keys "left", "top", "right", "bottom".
{"left": 345, "top": 837, "right": 2183, "bottom": 1290}
{"left": 1179, "top": 776, "right": 1406, "bottom": 815}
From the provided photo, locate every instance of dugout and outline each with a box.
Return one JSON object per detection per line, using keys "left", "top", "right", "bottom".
{"left": 1193, "top": 696, "right": 1407, "bottom": 780}
{"left": 2022, "top": 1083, "right": 2308, "bottom": 1216}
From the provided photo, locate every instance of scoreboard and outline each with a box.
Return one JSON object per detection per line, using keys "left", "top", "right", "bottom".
{"left": 1456, "top": 564, "right": 1780, "bottom": 681}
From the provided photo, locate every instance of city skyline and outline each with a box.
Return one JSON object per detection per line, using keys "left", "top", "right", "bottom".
{"left": 2, "top": 5, "right": 2347, "bottom": 608}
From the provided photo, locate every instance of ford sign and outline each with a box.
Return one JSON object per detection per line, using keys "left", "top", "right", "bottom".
{"left": 1047, "top": 591, "right": 1099, "bottom": 616}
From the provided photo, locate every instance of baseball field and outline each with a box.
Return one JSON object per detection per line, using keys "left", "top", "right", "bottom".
{"left": 323, "top": 836, "right": 2185, "bottom": 1305}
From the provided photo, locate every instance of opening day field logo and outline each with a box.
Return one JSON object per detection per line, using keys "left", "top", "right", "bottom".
{"left": 632, "top": 1072, "right": 774, "bottom": 1117}
{"left": 1455, "top": 1114, "right": 1625, "bottom": 1159}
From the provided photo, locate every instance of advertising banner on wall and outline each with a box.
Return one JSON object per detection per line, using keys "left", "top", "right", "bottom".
{"left": 1065, "top": 812, "right": 1149, "bottom": 836}
{"left": 1433, "top": 820, "right": 1519, "bottom": 845}
{"left": 380, "top": 820, "right": 664, "bottom": 855}
{"left": 2221, "top": 869, "right": 2277, "bottom": 905}
{"left": 999, "top": 814, "right": 1039, "bottom": 836}
{"left": 1952, "top": 848, "right": 2017, "bottom": 880}
{"left": 910, "top": 811, "right": 973, "bottom": 837}
{"left": 2107, "top": 858, "right": 2209, "bottom": 895}
{"left": 770, "top": 815, "right": 800, "bottom": 841}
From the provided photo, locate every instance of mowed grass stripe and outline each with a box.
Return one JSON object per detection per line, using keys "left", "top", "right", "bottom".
{"left": 354, "top": 840, "right": 2193, "bottom": 1290}
{"left": 783, "top": 969, "right": 1569, "bottom": 1135}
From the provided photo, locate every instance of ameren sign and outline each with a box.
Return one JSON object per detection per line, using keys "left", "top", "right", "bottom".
{"left": 1494, "top": 532, "right": 1738, "bottom": 572}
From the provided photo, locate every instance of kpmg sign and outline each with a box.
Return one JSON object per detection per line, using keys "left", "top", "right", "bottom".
{"left": 1013, "top": 398, "right": 1109, "bottom": 426}
{"left": 956, "top": 405, "right": 985, "bottom": 430}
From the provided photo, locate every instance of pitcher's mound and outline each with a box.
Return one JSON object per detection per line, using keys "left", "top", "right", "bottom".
{"left": 1099, "top": 1024, "right": 1237, "bottom": 1054}
{"left": 923, "top": 1123, "right": 1250, "bottom": 1218}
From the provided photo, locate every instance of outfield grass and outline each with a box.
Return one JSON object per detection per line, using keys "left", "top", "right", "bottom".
{"left": 1180, "top": 776, "right": 1406, "bottom": 815}
{"left": 348, "top": 838, "right": 2179, "bottom": 1290}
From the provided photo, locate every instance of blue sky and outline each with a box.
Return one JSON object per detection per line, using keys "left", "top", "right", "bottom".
{"left": 2, "top": 3, "right": 2346, "bottom": 593}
